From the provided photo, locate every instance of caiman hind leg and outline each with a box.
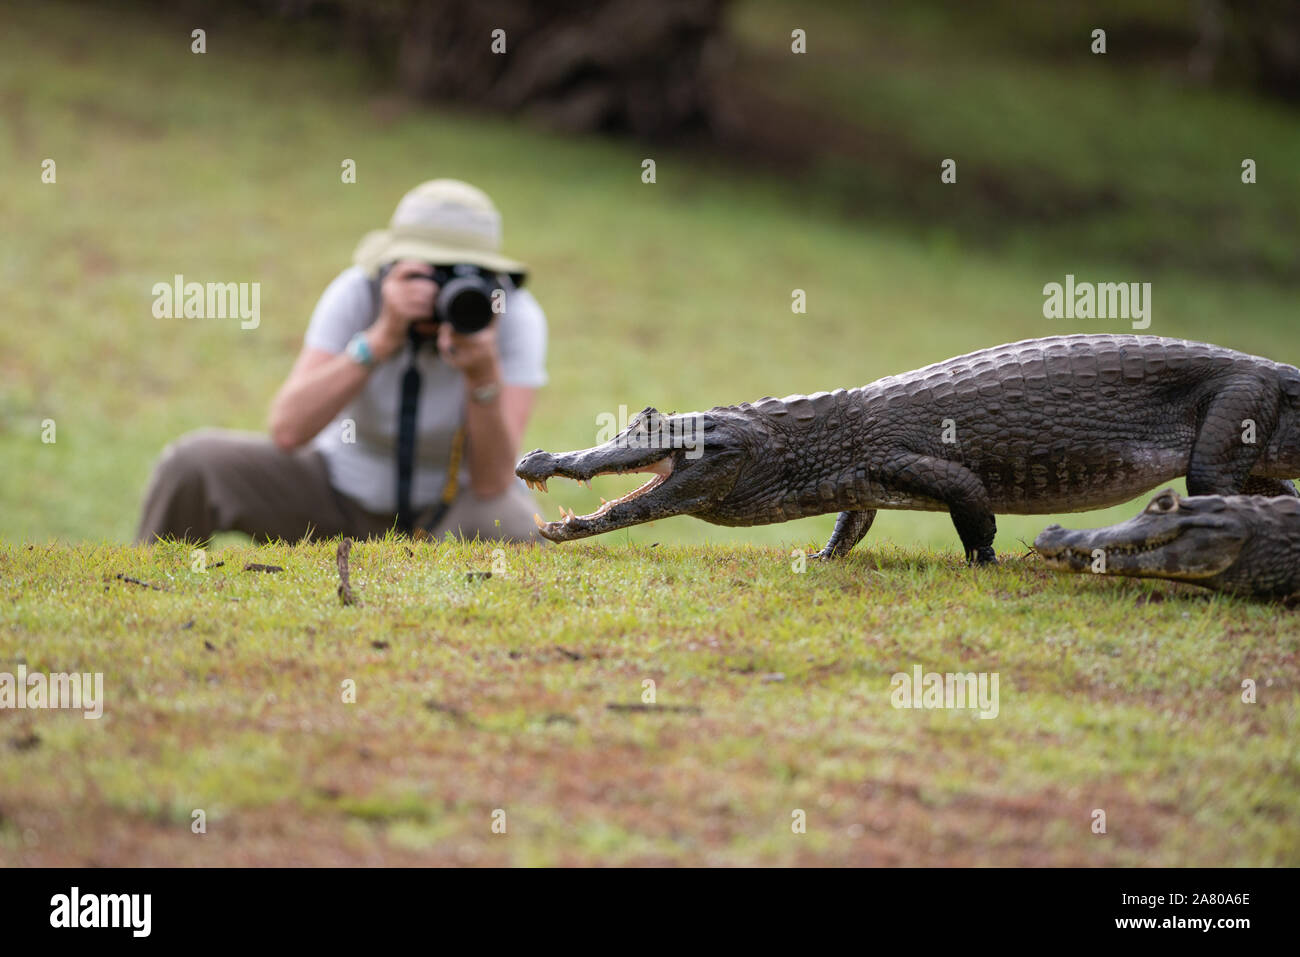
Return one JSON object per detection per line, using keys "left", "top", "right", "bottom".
{"left": 812, "top": 509, "right": 878, "bottom": 560}
{"left": 880, "top": 454, "right": 998, "bottom": 565}
{"left": 1187, "top": 376, "right": 1282, "bottom": 495}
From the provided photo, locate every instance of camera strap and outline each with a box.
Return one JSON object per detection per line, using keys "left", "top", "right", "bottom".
{"left": 394, "top": 347, "right": 465, "bottom": 539}
{"left": 394, "top": 355, "right": 421, "bottom": 535}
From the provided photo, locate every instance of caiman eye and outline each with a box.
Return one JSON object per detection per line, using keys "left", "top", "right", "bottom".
{"left": 1147, "top": 492, "right": 1179, "bottom": 513}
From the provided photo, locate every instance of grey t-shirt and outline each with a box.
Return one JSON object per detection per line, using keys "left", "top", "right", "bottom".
{"left": 303, "top": 266, "right": 547, "bottom": 514}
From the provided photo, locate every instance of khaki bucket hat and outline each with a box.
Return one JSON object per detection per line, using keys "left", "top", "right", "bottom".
{"left": 352, "top": 179, "right": 527, "bottom": 280}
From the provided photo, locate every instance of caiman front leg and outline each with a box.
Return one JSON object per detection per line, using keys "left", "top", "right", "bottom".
{"left": 812, "top": 509, "right": 878, "bottom": 559}
{"left": 880, "top": 453, "right": 998, "bottom": 565}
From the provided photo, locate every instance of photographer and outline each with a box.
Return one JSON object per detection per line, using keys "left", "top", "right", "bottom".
{"left": 135, "top": 179, "right": 546, "bottom": 545}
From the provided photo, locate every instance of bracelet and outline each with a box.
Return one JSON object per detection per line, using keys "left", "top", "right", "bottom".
{"left": 469, "top": 380, "right": 502, "bottom": 403}
{"left": 345, "top": 331, "right": 376, "bottom": 368}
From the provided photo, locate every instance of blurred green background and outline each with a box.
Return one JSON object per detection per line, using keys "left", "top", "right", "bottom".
{"left": 2, "top": 0, "right": 1297, "bottom": 550}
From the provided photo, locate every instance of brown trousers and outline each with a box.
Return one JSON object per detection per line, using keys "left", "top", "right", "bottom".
{"left": 134, "top": 428, "right": 543, "bottom": 546}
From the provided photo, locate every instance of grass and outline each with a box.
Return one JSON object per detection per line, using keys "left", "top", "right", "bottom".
{"left": 2, "top": 537, "right": 1297, "bottom": 866}
{"left": 1, "top": 1, "right": 1298, "bottom": 865}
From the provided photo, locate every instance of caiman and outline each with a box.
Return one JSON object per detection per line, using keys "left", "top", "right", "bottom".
{"left": 1035, "top": 490, "right": 1300, "bottom": 599}
{"left": 515, "top": 334, "right": 1300, "bottom": 563}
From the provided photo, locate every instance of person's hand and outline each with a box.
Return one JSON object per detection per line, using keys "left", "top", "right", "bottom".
{"left": 437, "top": 321, "right": 503, "bottom": 387}
{"left": 366, "top": 259, "right": 439, "bottom": 361}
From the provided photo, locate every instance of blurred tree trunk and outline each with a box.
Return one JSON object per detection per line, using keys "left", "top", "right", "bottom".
{"left": 372, "top": 0, "right": 730, "bottom": 137}
{"left": 1220, "top": 0, "right": 1300, "bottom": 101}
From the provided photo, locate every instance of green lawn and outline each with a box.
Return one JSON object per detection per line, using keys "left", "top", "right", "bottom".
{"left": 1, "top": 1, "right": 1298, "bottom": 866}
{"left": 2, "top": 538, "right": 1296, "bottom": 866}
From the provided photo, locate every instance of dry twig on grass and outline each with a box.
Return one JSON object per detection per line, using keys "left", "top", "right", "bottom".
{"left": 337, "top": 538, "right": 358, "bottom": 606}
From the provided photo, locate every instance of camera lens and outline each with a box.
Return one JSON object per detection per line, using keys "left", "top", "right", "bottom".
{"left": 434, "top": 273, "right": 499, "bottom": 334}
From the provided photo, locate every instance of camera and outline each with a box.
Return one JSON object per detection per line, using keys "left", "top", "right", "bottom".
{"left": 426, "top": 263, "right": 503, "bottom": 334}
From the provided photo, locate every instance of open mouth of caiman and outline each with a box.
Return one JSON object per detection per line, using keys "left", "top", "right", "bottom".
{"left": 516, "top": 446, "right": 687, "bottom": 541}
{"left": 522, "top": 456, "right": 674, "bottom": 530}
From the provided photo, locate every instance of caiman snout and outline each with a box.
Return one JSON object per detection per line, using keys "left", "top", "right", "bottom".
{"left": 1033, "top": 522, "right": 1084, "bottom": 566}
{"left": 516, "top": 449, "right": 557, "bottom": 485}
{"left": 1034, "top": 523, "right": 1069, "bottom": 550}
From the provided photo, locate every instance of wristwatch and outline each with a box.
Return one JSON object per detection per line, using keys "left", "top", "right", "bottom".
{"left": 345, "top": 331, "right": 376, "bottom": 368}
{"left": 469, "top": 381, "right": 502, "bottom": 403}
